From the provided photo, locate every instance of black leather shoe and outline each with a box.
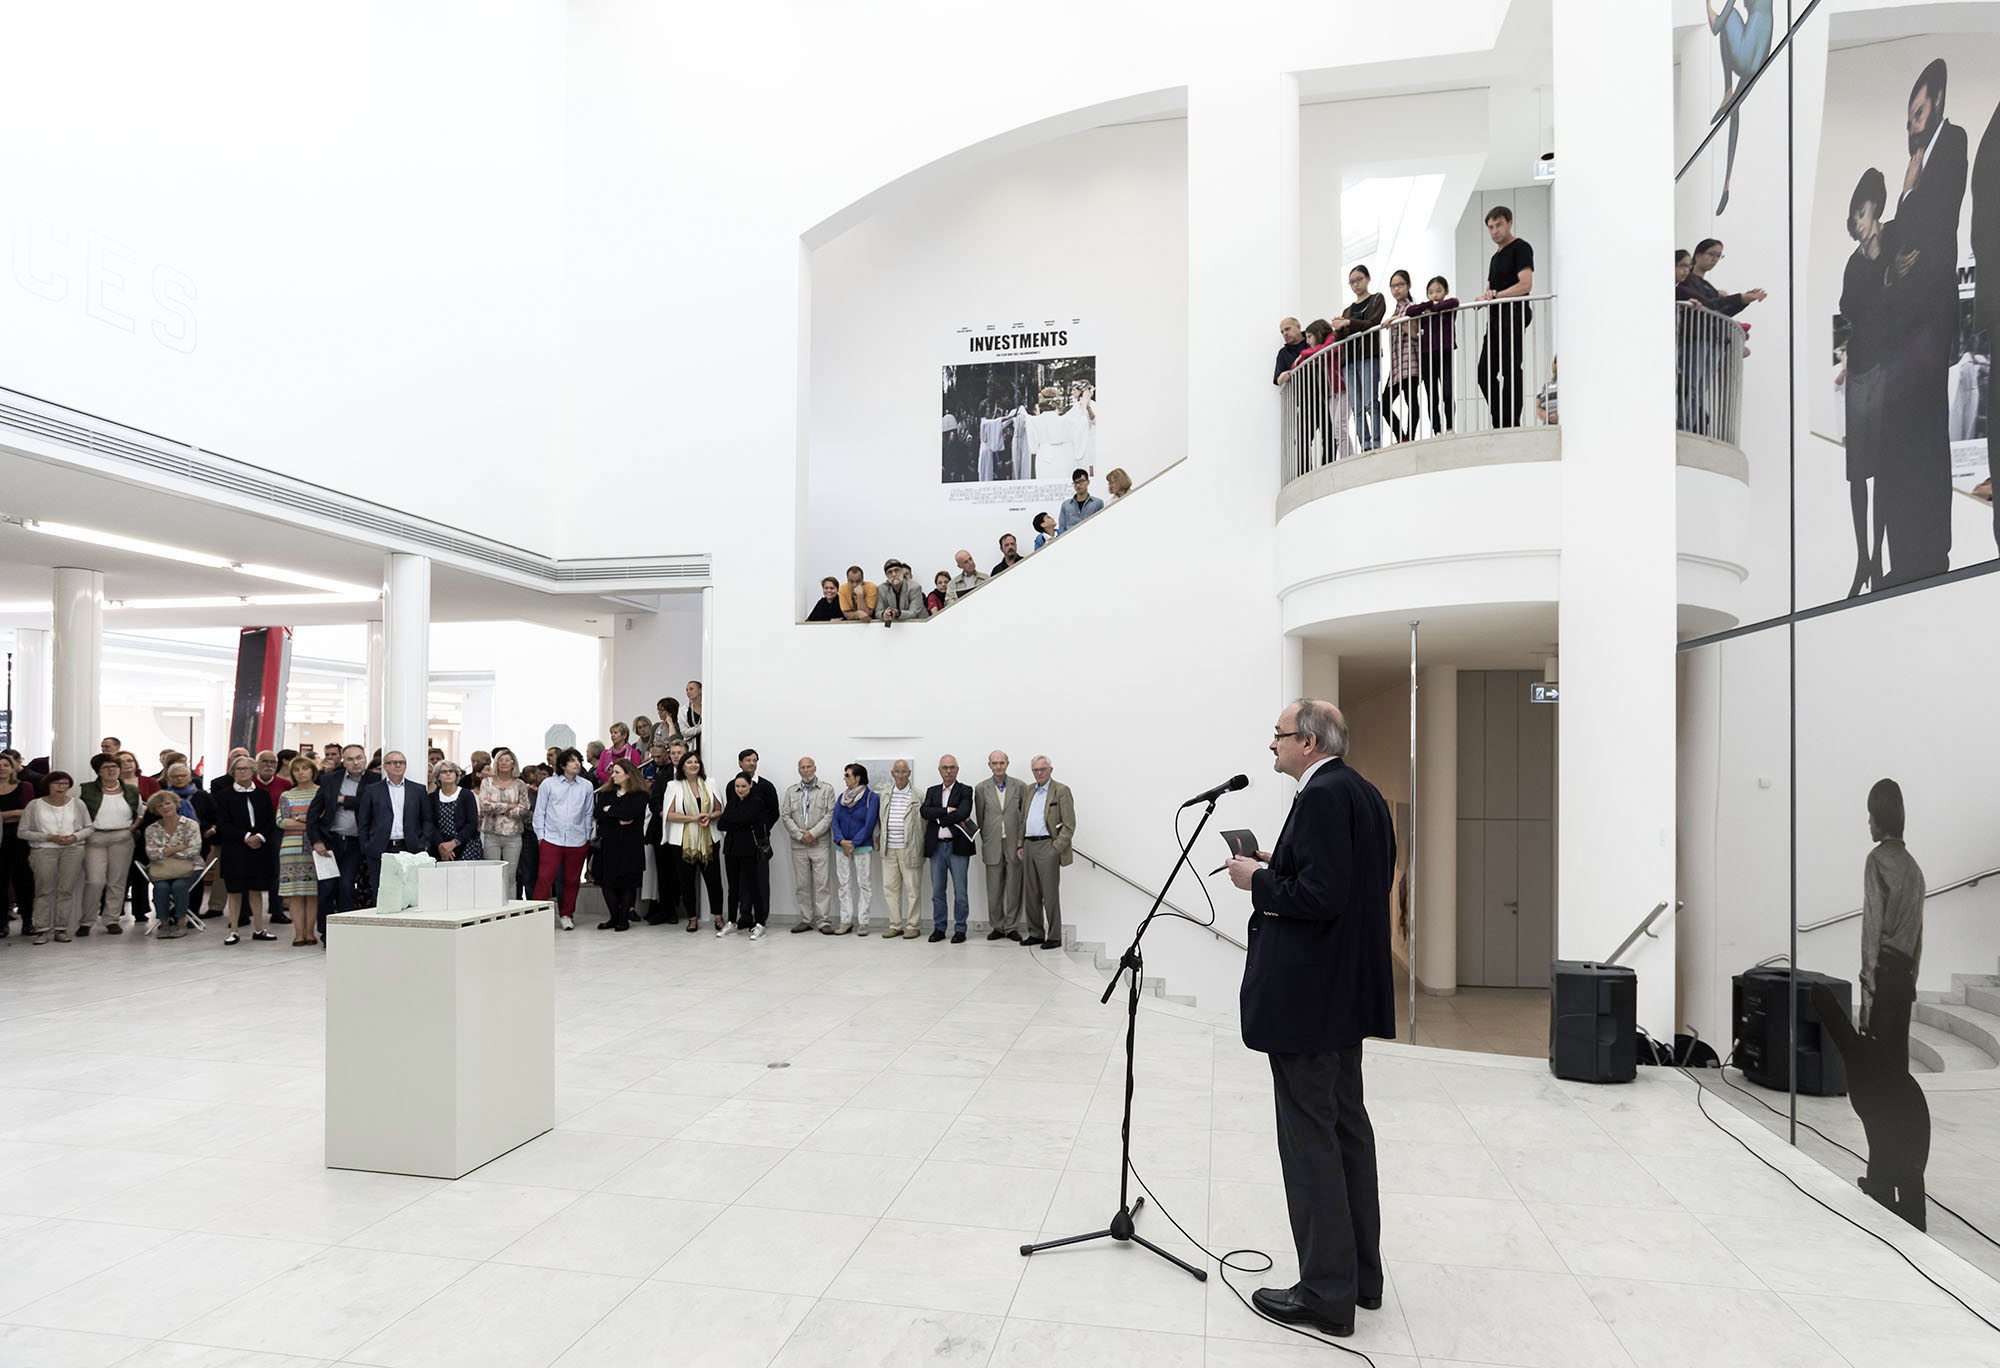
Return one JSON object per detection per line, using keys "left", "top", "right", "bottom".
{"left": 1006, "top": 931, "right": 1022, "bottom": 942}
{"left": 105, "top": 923, "right": 124, "bottom": 935}
{"left": 950, "top": 931, "right": 966, "bottom": 944}
{"left": 1020, "top": 938, "right": 1044, "bottom": 948}
{"left": 928, "top": 929, "right": 945, "bottom": 942}
{"left": 597, "top": 921, "right": 616, "bottom": 930}
{"left": 1359, "top": 1293, "right": 1382, "bottom": 1311}
{"left": 270, "top": 911, "right": 292, "bottom": 925}
{"left": 1251, "top": 1287, "right": 1352, "bottom": 1338}
{"left": 986, "top": 929, "right": 1007, "bottom": 940}
{"left": 75, "top": 925, "right": 91, "bottom": 937}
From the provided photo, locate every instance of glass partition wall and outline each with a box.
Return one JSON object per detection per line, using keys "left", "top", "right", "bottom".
{"left": 1676, "top": 2, "right": 2000, "bottom": 1280}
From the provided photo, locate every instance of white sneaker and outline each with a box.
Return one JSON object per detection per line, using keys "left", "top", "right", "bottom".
{"left": 750, "top": 925, "right": 765, "bottom": 940}
{"left": 559, "top": 915, "right": 574, "bottom": 931}
{"left": 718, "top": 922, "right": 735, "bottom": 937}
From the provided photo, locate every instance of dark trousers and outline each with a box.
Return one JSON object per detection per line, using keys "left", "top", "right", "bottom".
{"left": 601, "top": 881, "right": 638, "bottom": 929}
{"left": 318, "top": 835, "right": 363, "bottom": 940}
{"left": 675, "top": 854, "right": 725, "bottom": 924}
{"left": 1477, "top": 309, "right": 1526, "bottom": 428}
{"left": 0, "top": 836, "right": 32, "bottom": 932}
{"left": 1418, "top": 353, "right": 1454, "bottom": 435}
{"left": 725, "top": 852, "right": 769, "bottom": 925}
{"left": 1269, "top": 1046, "right": 1381, "bottom": 1313}
{"left": 1381, "top": 377, "right": 1420, "bottom": 443}
{"left": 517, "top": 833, "right": 541, "bottom": 900}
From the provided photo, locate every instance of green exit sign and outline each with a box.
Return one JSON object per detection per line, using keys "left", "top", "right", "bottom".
{"left": 1530, "top": 682, "right": 1559, "bottom": 704}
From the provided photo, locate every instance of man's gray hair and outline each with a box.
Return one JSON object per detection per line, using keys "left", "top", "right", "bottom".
{"left": 1294, "top": 698, "right": 1348, "bottom": 758}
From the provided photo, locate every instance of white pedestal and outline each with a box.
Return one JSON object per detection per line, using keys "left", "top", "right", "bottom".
{"left": 325, "top": 901, "right": 554, "bottom": 1179}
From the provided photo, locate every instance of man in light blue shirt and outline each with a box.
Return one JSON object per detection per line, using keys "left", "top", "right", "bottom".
{"left": 1056, "top": 468, "right": 1104, "bottom": 532}
{"left": 532, "top": 748, "right": 595, "bottom": 929}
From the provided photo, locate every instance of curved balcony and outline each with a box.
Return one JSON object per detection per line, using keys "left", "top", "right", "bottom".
{"left": 1273, "top": 293, "right": 1754, "bottom": 638}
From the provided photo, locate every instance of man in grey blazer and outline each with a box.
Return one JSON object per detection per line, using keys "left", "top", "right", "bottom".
{"left": 1017, "top": 755, "right": 1076, "bottom": 949}
{"left": 974, "top": 750, "right": 1029, "bottom": 941}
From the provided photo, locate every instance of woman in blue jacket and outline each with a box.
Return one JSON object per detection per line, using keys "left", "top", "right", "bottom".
{"left": 829, "top": 763, "right": 880, "bottom": 935}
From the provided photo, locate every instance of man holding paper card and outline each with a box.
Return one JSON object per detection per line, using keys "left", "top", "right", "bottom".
{"left": 1226, "top": 698, "right": 1395, "bottom": 1340}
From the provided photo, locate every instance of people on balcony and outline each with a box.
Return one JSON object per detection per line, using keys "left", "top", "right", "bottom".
{"left": 1476, "top": 206, "right": 1536, "bottom": 429}
{"left": 806, "top": 576, "right": 843, "bottom": 622}
{"left": 1056, "top": 468, "right": 1103, "bottom": 531}
{"left": 927, "top": 571, "right": 951, "bottom": 613}
{"left": 1293, "top": 319, "right": 1352, "bottom": 465}
{"left": 991, "top": 535, "right": 1025, "bottom": 577}
{"left": 837, "top": 565, "right": 878, "bottom": 621}
{"left": 1381, "top": 271, "right": 1422, "bottom": 444}
{"left": 1535, "top": 356, "right": 1559, "bottom": 426}
{"left": 877, "top": 560, "right": 928, "bottom": 621}
{"left": 1105, "top": 468, "right": 1131, "bottom": 501}
{"left": 1273, "top": 317, "right": 1306, "bottom": 385}
{"left": 1404, "top": 277, "right": 1459, "bottom": 438}
{"left": 1031, "top": 512, "right": 1057, "bottom": 550}
{"left": 947, "top": 550, "right": 988, "bottom": 602}
{"left": 1331, "top": 266, "right": 1387, "bottom": 451}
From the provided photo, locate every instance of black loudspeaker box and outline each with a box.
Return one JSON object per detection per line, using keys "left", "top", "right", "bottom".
{"left": 1549, "top": 960, "right": 1637, "bottom": 1084}
{"left": 1732, "top": 967, "right": 1849, "bottom": 1097}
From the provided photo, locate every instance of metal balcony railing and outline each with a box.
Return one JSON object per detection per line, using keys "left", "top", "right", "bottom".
{"left": 1277, "top": 294, "right": 1558, "bottom": 488}
{"left": 1676, "top": 302, "right": 1749, "bottom": 447}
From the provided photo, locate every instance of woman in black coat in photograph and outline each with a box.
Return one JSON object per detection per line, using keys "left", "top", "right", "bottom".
{"left": 594, "top": 759, "right": 650, "bottom": 931}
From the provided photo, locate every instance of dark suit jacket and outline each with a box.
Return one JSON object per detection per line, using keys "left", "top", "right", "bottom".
{"left": 1972, "top": 102, "right": 2000, "bottom": 335}
{"left": 358, "top": 778, "right": 433, "bottom": 859}
{"left": 306, "top": 771, "right": 379, "bottom": 847}
{"left": 920, "top": 782, "right": 976, "bottom": 857}
{"left": 1241, "top": 758, "right": 1397, "bottom": 1055}
{"left": 1896, "top": 117, "right": 1968, "bottom": 365}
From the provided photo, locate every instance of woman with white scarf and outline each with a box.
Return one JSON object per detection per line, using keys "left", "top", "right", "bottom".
{"left": 664, "top": 752, "right": 726, "bottom": 934}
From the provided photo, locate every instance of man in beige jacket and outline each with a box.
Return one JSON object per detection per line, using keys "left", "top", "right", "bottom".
{"left": 975, "top": 750, "right": 1028, "bottom": 941}
{"left": 875, "top": 760, "right": 927, "bottom": 939}
{"left": 781, "top": 758, "right": 838, "bottom": 931}
{"left": 1017, "top": 754, "right": 1075, "bottom": 949}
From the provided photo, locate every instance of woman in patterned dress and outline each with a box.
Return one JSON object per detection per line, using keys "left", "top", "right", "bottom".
{"left": 274, "top": 757, "right": 321, "bottom": 946}
{"left": 429, "top": 761, "right": 483, "bottom": 863}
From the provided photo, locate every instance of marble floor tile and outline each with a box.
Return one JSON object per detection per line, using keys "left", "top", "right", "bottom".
{"left": 881, "top": 1160, "right": 1061, "bottom": 1231}
{"left": 823, "top": 1218, "right": 1034, "bottom": 1315}
{"left": 168, "top": 1245, "right": 474, "bottom": 1361}
{"left": 346, "top": 1261, "right": 637, "bottom": 1368}
{"left": 595, "top": 1138, "right": 788, "bottom": 1203}
{"left": 462, "top": 1129, "right": 663, "bottom": 1192}
{"left": 0, "top": 1324, "right": 150, "bottom": 1368}
{"left": 1582, "top": 1276, "right": 1847, "bottom": 1368}
{"left": 341, "top": 1181, "right": 579, "bottom": 1261}
{"left": 735, "top": 1150, "right": 920, "bottom": 1218}
{"left": 492, "top": 1192, "right": 725, "bottom": 1277}
{"left": 4, "top": 1231, "right": 323, "bottom": 1341}
{"left": 0, "top": 1220, "right": 179, "bottom": 1318}
{"left": 1009, "top": 1238, "right": 1209, "bottom": 1337}
{"left": 549, "top": 1277, "right": 814, "bottom": 1367}
{"left": 653, "top": 1205, "right": 876, "bottom": 1297}
{"left": 1529, "top": 1202, "right": 1763, "bottom": 1288}
{"left": 1392, "top": 1262, "right": 1635, "bottom": 1368}
{"left": 984, "top": 1317, "right": 1204, "bottom": 1368}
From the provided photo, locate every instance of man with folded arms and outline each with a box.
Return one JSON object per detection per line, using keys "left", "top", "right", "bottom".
{"left": 1226, "top": 698, "right": 1394, "bottom": 1340}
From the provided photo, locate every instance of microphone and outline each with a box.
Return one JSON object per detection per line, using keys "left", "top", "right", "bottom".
{"left": 1180, "top": 774, "right": 1248, "bottom": 809}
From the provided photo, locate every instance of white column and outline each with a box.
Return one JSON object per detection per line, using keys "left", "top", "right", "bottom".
{"left": 699, "top": 585, "right": 714, "bottom": 754}
{"left": 11, "top": 627, "right": 51, "bottom": 762}
{"left": 382, "top": 555, "right": 431, "bottom": 767}
{"left": 202, "top": 677, "right": 231, "bottom": 781}
{"left": 50, "top": 568, "right": 103, "bottom": 774}
{"left": 342, "top": 676, "right": 370, "bottom": 751}
{"left": 596, "top": 638, "right": 615, "bottom": 741}
{"left": 365, "top": 619, "right": 385, "bottom": 755}
{"left": 1281, "top": 634, "right": 1303, "bottom": 707}
{"left": 1414, "top": 665, "right": 1458, "bottom": 995}
{"left": 1554, "top": 0, "right": 1677, "bottom": 1034}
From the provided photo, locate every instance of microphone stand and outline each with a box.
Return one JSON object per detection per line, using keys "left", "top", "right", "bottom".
{"left": 1019, "top": 795, "right": 1218, "bottom": 1282}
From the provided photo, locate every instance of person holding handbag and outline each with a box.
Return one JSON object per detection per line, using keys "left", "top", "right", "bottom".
{"left": 717, "top": 773, "right": 773, "bottom": 938}
{"left": 664, "top": 753, "right": 725, "bottom": 933}
{"left": 143, "top": 792, "right": 202, "bottom": 938}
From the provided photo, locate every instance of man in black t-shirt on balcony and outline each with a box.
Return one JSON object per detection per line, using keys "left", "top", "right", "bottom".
{"left": 1476, "top": 205, "right": 1536, "bottom": 429}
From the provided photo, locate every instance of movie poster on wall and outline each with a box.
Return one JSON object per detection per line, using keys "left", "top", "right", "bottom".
{"left": 940, "top": 318, "right": 1095, "bottom": 507}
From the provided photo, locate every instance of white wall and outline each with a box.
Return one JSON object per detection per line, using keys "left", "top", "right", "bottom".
{"left": 1, "top": 0, "right": 566, "bottom": 543}
{"left": 609, "top": 595, "right": 704, "bottom": 741}
{"left": 806, "top": 119, "right": 1188, "bottom": 597}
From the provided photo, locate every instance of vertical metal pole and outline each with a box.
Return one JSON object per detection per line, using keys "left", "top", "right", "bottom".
{"left": 1408, "top": 618, "right": 1420, "bottom": 1040}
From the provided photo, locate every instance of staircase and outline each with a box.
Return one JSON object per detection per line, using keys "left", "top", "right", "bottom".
{"left": 1912, "top": 967, "right": 2000, "bottom": 1081}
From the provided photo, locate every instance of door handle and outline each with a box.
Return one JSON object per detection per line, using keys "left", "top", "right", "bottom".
{"left": 1504, "top": 900, "right": 1518, "bottom": 914}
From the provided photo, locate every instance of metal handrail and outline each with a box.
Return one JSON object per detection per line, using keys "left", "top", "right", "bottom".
{"left": 1278, "top": 293, "right": 1560, "bottom": 488}
{"left": 1070, "top": 844, "right": 1245, "bottom": 951}
{"left": 1753, "top": 863, "right": 1999, "bottom": 968}
{"left": 1606, "top": 900, "right": 1680, "bottom": 967}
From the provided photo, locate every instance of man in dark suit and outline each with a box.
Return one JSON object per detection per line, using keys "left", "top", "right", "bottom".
{"left": 1971, "top": 96, "right": 2000, "bottom": 553}
{"left": 1879, "top": 58, "right": 1967, "bottom": 585}
{"left": 307, "top": 743, "right": 379, "bottom": 934}
{"left": 357, "top": 750, "right": 432, "bottom": 904}
{"left": 919, "top": 754, "right": 976, "bottom": 944}
{"left": 1227, "top": 698, "right": 1395, "bottom": 1340}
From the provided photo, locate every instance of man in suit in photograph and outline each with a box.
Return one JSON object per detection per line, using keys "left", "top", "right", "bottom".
{"left": 920, "top": 755, "right": 976, "bottom": 943}
{"left": 974, "top": 750, "right": 1028, "bottom": 941}
{"left": 1971, "top": 94, "right": 2000, "bottom": 552}
{"left": 1227, "top": 698, "right": 1395, "bottom": 1340}
{"left": 1879, "top": 57, "right": 1968, "bottom": 585}
{"left": 357, "top": 750, "right": 433, "bottom": 902}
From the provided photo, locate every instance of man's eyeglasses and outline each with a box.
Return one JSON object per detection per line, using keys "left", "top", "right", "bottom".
{"left": 1272, "top": 730, "right": 1300, "bottom": 741}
